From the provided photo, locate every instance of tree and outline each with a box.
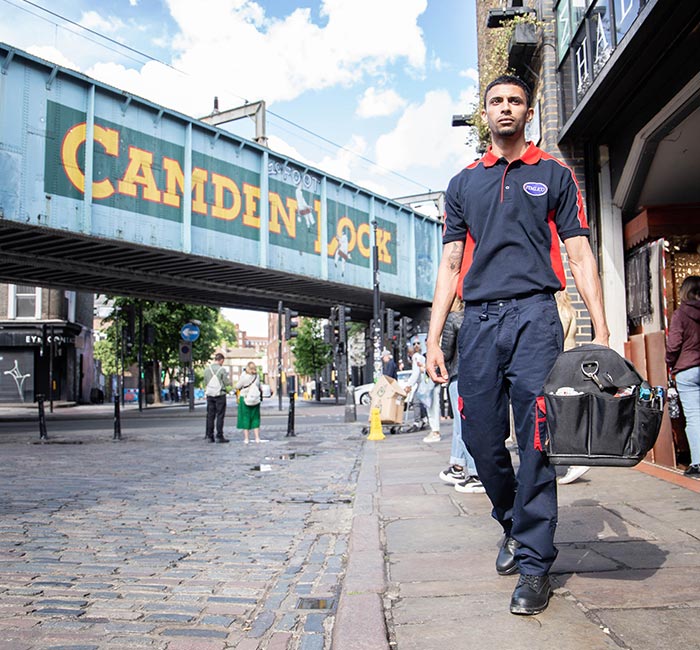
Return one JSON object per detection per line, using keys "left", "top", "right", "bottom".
{"left": 93, "top": 297, "right": 221, "bottom": 400}
{"left": 290, "top": 318, "right": 331, "bottom": 399}
{"left": 215, "top": 313, "right": 238, "bottom": 348}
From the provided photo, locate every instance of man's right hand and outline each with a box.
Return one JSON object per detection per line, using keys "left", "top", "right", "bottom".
{"left": 426, "top": 343, "right": 448, "bottom": 384}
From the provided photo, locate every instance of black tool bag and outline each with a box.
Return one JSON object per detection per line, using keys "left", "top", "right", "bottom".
{"left": 534, "top": 344, "right": 663, "bottom": 467}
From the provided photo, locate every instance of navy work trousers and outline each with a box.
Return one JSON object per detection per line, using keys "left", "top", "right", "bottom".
{"left": 458, "top": 293, "right": 563, "bottom": 575}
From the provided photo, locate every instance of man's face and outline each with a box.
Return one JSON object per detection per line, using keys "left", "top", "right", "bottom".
{"left": 482, "top": 84, "right": 533, "bottom": 138}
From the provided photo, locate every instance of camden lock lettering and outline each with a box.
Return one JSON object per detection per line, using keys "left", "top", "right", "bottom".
{"left": 47, "top": 101, "right": 394, "bottom": 268}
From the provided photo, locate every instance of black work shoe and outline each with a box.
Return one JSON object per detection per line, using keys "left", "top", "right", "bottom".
{"left": 510, "top": 574, "right": 552, "bottom": 615}
{"left": 496, "top": 535, "right": 520, "bottom": 576}
{"left": 205, "top": 436, "right": 215, "bottom": 443}
{"left": 215, "top": 437, "right": 230, "bottom": 443}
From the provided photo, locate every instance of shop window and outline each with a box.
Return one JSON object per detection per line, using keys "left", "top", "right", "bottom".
{"left": 626, "top": 247, "right": 651, "bottom": 326}
{"left": 558, "top": 52, "right": 576, "bottom": 123}
{"left": 556, "top": 0, "right": 572, "bottom": 63}
{"left": 614, "top": 0, "right": 640, "bottom": 44}
{"left": 571, "top": 0, "right": 587, "bottom": 31}
{"left": 590, "top": 0, "right": 613, "bottom": 76}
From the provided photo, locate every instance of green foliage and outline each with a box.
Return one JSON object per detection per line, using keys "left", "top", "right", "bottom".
{"left": 290, "top": 318, "right": 332, "bottom": 377}
{"left": 473, "top": 13, "right": 543, "bottom": 152}
{"left": 93, "top": 297, "right": 221, "bottom": 381}
{"left": 93, "top": 337, "right": 118, "bottom": 376}
{"left": 215, "top": 313, "right": 238, "bottom": 347}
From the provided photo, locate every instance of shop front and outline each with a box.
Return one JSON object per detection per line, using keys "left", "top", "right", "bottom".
{"left": 0, "top": 323, "right": 81, "bottom": 404}
{"left": 553, "top": 0, "right": 700, "bottom": 470}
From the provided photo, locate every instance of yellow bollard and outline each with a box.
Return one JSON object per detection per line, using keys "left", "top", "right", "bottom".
{"left": 367, "top": 407, "right": 385, "bottom": 441}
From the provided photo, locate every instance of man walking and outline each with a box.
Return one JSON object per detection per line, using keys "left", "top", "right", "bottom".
{"left": 204, "top": 352, "right": 231, "bottom": 443}
{"left": 381, "top": 348, "right": 398, "bottom": 379}
{"left": 426, "top": 75, "right": 610, "bottom": 615}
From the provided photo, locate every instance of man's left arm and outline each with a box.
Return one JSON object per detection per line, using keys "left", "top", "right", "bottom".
{"left": 564, "top": 235, "right": 610, "bottom": 346}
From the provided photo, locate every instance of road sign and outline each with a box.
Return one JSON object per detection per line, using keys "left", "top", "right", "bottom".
{"left": 180, "top": 323, "right": 200, "bottom": 342}
{"left": 179, "top": 340, "right": 192, "bottom": 362}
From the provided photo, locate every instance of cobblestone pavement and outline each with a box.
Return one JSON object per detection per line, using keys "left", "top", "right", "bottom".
{"left": 0, "top": 410, "right": 365, "bottom": 650}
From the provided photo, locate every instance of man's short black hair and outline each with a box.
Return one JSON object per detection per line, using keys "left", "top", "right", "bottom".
{"left": 214, "top": 352, "right": 225, "bottom": 361}
{"left": 484, "top": 75, "right": 532, "bottom": 109}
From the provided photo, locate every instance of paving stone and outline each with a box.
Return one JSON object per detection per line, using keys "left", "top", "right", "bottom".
{"left": 162, "top": 628, "right": 228, "bottom": 638}
{"left": 248, "top": 610, "right": 276, "bottom": 638}
{"left": 298, "top": 633, "right": 324, "bottom": 650}
{"left": 166, "top": 639, "right": 226, "bottom": 650}
{"left": 32, "top": 608, "right": 86, "bottom": 617}
{"left": 303, "top": 612, "right": 327, "bottom": 632}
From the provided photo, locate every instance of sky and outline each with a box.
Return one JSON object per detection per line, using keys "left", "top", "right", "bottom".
{"left": 0, "top": 0, "right": 480, "bottom": 334}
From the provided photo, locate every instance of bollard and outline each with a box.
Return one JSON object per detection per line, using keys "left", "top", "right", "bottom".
{"left": 286, "top": 391, "right": 296, "bottom": 437}
{"left": 344, "top": 385, "right": 357, "bottom": 422}
{"left": 113, "top": 393, "right": 122, "bottom": 441}
{"left": 37, "top": 394, "right": 48, "bottom": 441}
{"left": 367, "top": 407, "right": 385, "bottom": 440}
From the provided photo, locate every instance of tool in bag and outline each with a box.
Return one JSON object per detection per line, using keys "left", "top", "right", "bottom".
{"left": 534, "top": 344, "right": 664, "bottom": 467}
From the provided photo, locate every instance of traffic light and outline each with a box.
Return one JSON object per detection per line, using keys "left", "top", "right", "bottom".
{"left": 121, "top": 303, "right": 135, "bottom": 344}
{"left": 144, "top": 324, "right": 156, "bottom": 345}
{"left": 284, "top": 308, "right": 299, "bottom": 339}
{"left": 385, "top": 308, "right": 400, "bottom": 344}
{"left": 329, "top": 306, "right": 339, "bottom": 344}
{"left": 338, "top": 305, "right": 351, "bottom": 352}
{"left": 323, "top": 323, "right": 333, "bottom": 345}
{"left": 400, "top": 316, "right": 414, "bottom": 341}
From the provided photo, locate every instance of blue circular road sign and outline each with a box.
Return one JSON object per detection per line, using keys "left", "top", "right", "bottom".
{"left": 180, "top": 323, "right": 200, "bottom": 342}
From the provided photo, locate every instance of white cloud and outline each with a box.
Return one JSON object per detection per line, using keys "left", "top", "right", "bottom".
{"left": 374, "top": 87, "right": 480, "bottom": 188}
{"left": 315, "top": 134, "right": 370, "bottom": 181}
{"left": 79, "top": 11, "right": 125, "bottom": 34}
{"left": 129, "top": 0, "right": 139, "bottom": 6}
{"left": 356, "top": 87, "right": 406, "bottom": 118}
{"left": 25, "top": 45, "right": 79, "bottom": 71}
{"left": 460, "top": 68, "right": 479, "bottom": 83}
{"left": 71, "top": 0, "right": 429, "bottom": 122}
{"left": 163, "top": 0, "right": 427, "bottom": 104}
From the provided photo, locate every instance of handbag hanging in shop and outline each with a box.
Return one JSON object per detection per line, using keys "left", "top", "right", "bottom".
{"left": 534, "top": 344, "right": 664, "bottom": 467}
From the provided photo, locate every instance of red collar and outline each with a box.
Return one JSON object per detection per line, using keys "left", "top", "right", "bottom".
{"left": 480, "top": 142, "right": 542, "bottom": 168}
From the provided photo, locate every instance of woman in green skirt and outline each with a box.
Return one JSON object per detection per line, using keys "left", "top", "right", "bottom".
{"left": 236, "top": 361, "right": 262, "bottom": 443}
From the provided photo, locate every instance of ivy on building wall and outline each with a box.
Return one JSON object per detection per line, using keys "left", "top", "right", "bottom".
{"left": 473, "top": 14, "right": 543, "bottom": 152}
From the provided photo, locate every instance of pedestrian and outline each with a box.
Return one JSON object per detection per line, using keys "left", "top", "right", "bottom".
{"left": 426, "top": 75, "right": 610, "bottom": 616}
{"left": 555, "top": 289, "right": 590, "bottom": 485}
{"left": 438, "top": 296, "right": 484, "bottom": 493}
{"left": 406, "top": 341, "right": 429, "bottom": 431}
{"left": 381, "top": 348, "right": 398, "bottom": 379}
{"left": 405, "top": 341, "right": 442, "bottom": 443}
{"left": 665, "top": 275, "right": 700, "bottom": 476}
{"left": 236, "top": 361, "right": 262, "bottom": 444}
{"left": 204, "top": 353, "right": 231, "bottom": 443}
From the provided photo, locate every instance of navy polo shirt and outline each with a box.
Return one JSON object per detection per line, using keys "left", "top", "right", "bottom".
{"left": 443, "top": 142, "right": 589, "bottom": 302}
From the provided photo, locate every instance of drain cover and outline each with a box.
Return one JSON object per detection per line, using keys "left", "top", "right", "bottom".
{"left": 296, "top": 597, "right": 334, "bottom": 610}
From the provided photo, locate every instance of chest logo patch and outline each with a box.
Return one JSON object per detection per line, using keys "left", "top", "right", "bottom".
{"left": 523, "top": 182, "right": 548, "bottom": 196}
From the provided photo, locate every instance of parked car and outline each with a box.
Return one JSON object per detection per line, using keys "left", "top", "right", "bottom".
{"left": 354, "top": 370, "right": 415, "bottom": 406}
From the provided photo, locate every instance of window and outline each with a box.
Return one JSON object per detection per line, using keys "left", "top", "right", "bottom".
{"left": 590, "top": 0, "right": 613, "bottom": 76}
{"left": 614, "top": 0, "right": 640, "bottom": 43}
{"left": 10, "top": 284, "right": 41, "bottom": 319}
{"left": 571, "top": 0, "right": 588, "bottom": 31}
{"left": 556, "top": 0, "right": 573, "bottom": 63}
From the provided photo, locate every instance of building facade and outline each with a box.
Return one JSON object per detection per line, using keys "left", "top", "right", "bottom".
{"left": 0, "top": 284, "right": 95, "bottom": 404}
{"left": 476, "top": 0, "right": 700, "bottom": 470}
